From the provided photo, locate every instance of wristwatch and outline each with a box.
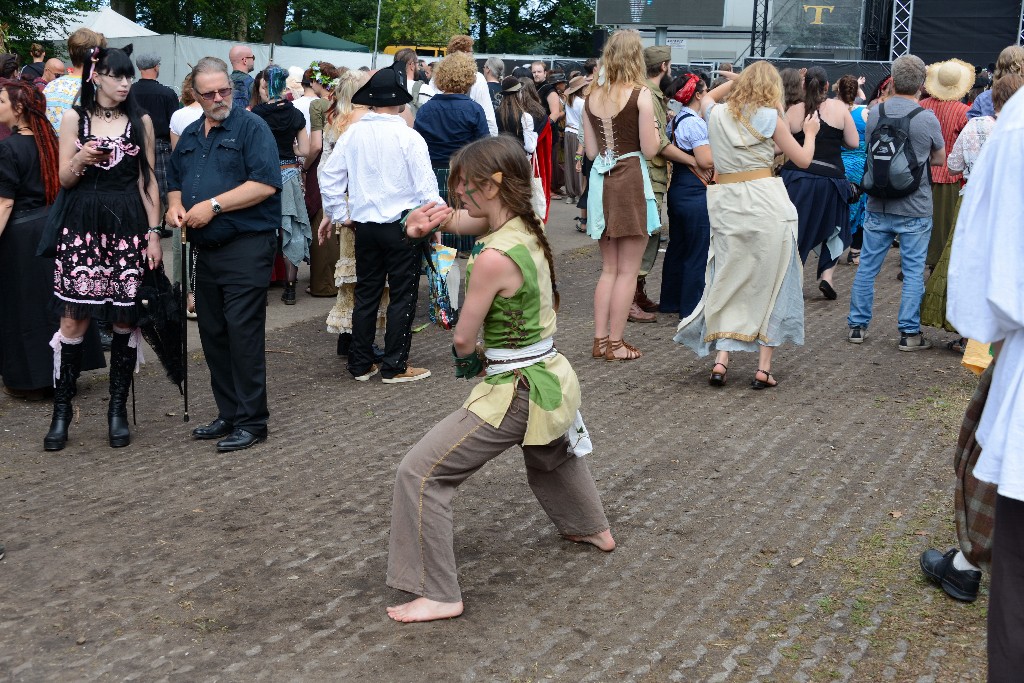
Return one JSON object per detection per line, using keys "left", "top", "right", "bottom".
{"left": 210, "top": 197, "right": 222, "bottom": 214}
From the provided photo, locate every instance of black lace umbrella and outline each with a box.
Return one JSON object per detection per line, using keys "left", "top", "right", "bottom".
{"left": 135, "top": 263, "right": 186, "bottom": 397}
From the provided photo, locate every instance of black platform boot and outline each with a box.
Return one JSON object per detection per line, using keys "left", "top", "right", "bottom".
{"left": 107, "top": 331, "right": 135, "bottom": 448}
{"left": 43, "top": 340, "right": 84, "bottom": 451}
{"left": 282, "top": 281, "right": 297, "bottom": 305}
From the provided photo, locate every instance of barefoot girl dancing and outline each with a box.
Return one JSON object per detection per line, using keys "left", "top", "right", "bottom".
{"left": 387, "top": 135, "right": 615, "bottom": 623}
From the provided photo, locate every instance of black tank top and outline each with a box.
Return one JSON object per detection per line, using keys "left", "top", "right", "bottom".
{"left": 783, "top": 117, "right": 846, "bottom": 178}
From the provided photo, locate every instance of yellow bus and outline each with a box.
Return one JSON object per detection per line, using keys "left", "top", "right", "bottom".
{"left": 383, "top": 45, "right": 447, "bottom": 58}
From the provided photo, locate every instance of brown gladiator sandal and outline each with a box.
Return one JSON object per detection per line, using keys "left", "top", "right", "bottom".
{"left": 604, "top": 339, "right": 642, "bottom": 361}
{"left": 592, "top": 336, "right": 608, "bottom": 359}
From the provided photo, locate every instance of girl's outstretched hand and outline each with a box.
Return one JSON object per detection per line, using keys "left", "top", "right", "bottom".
{"left": 405, "top": 202, "right": 453, "bottom": 239}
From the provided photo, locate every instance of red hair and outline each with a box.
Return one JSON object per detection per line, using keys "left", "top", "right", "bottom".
{"left": 0, "top": 78, "right": 59, "bottom": 203}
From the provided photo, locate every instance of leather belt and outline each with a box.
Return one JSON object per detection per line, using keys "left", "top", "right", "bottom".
{"left": 716, "top": 168, "right": 772, "bottom": 184}
{"left": 280, "top": 162, "right": 301, "bottom": 170}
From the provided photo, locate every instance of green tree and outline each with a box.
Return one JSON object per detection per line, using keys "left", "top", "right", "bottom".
{"left": 536, "top": 0, "right": 596, "bottom": 57}
{"left": 2, "top": 0, "right": 99, "bottom": 50}
{"left": 386, "top": 0, "right": 468, "bottom": 46}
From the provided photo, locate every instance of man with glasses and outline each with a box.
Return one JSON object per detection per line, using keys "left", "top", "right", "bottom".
{"left": 166, "top": 56, "right": 282, "bottom": 452}
{"left": 228, "top": 45, "right": 256, "bottom": 109}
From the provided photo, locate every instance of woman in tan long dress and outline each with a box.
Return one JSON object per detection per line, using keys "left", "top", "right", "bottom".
{"left": 674, "top": 61, "right": 818, "bottom": 389}
{"left": 582, "top": 30, "right": 661, "bottom": 361}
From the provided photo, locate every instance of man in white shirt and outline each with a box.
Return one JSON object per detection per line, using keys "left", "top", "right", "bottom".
{"left": 439, "top": 35, "right": 497, "bottom": 136}
{"left": 319, "top": 68, "right": 443, "bottom": 384}
{"left": 946, "top": 87, "right": 1024, "bottom": 680}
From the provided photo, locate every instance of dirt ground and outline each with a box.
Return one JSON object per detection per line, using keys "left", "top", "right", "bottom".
{"left": 0, "top": 209, "right": 987, "bottom": 681}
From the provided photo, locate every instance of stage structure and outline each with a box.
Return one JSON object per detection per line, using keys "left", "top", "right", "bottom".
{"left": 594, "top": 0, "right": 726, "bottom": 27}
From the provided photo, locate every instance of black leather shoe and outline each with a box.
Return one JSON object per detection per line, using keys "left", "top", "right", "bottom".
{"left": 920, "top": 548, "right": 981, "bottom": 602}
{"left": 192, "top": 418, "right": 233, "bottom": 440}
{"left": 216, "top": 428, "right": 266, "bottom": 452}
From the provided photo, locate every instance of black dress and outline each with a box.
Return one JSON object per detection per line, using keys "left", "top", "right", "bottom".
{"left": 0, "top": 134, "right": 105, "bottom": 391}
{"left": 55, "top": 109, "right": 149, "bottom": 325}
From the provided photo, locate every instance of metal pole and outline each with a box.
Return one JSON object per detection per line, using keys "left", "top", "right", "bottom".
{"left": 655, "top": 26, "right": 667, "bottom": 46}
{"left": 372, "top": 0, "right": 383, "bottom": 68}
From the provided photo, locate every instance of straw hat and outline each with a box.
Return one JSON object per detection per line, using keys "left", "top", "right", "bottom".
{"left": 925, "top": 59, "right": 975, "bottom": 101}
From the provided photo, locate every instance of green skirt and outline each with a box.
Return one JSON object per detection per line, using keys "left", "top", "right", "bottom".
{"left": 920, "top": 195, "right": 962, "bottom": 333}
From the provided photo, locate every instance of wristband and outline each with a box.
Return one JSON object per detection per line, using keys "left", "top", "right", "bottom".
{"left": 147, "top": 227, "right": 163, "bottom": 235}
{"left": 452, "top": 344, "right": 484, "bottom": 379}
{"left": 69, "top": 161, "right": 86, "bottom": 177}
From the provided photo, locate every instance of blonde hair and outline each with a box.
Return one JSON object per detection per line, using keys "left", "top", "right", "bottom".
{"left": 595, "top": 30, "right": 646, "bottom": 94}
{"left": 434, "top": 52, "right": 477, "bottom": 95}
{"left": 727, "top": 61, "right": 783, "bottom": 122}
{"left": 326, "top": 70, "right": 369, "bottom": 141}
{"left": 994, "top": 45, "right": 1024, "bottom": 81}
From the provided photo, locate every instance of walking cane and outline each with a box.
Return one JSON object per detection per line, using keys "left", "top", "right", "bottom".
{"left": 180, "top": 221, "right": 190, "bottom": 423}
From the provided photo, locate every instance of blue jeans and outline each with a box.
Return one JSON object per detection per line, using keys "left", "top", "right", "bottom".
{"left": 847, "top": 211, "right": 932, "bottom": 334}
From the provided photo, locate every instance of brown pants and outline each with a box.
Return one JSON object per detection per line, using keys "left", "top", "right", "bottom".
{"left": 308, "top": 210, "right": 340, "bottom": 297}
{"left": 387, "top": 386, "right": 610, "bottom": 603}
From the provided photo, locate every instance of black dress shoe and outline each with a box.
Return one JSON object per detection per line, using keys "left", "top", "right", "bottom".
{"left": 192, "top": 418, "right": 233, "bottom": 440}
{"left": 920, "top": 548, "right": 981, "bottom": 602}
{"left": 216, "top": 428, "right": 266, "bottom": 453}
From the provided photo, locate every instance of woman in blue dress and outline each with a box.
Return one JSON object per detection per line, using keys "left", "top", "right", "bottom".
{"left": 660, "top": 72, "right": 733, "bottom": 318}
{"left": 837, "top": 75, "right": 868, "bottom": 264}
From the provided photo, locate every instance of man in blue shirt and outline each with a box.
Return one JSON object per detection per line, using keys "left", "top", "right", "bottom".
{"left": 228, "top": 45, "right": 256, "bottom": 109}
{"left": 166, "top": 56, "right": 281, "bottom": 452}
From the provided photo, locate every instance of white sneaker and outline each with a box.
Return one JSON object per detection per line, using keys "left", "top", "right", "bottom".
{"left": 381, "top": 366, "right": 431, "bottom": 384}
{"left": 353, "top": 364, "right": 379, "bottom": 381}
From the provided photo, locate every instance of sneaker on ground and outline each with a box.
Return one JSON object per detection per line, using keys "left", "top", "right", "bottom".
{"left": 382, "top": 366, "right": 431, "bottom": 384}
{"left": 899, "top": 332, "right": 933, "bottom": 352}
{"left": 848, "top": 327, "right": 867, "bottom": 344}
{"left": 353, "top": 364, "right": 379, "bottom": 381}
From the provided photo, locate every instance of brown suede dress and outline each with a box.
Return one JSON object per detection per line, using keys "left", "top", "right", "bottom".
{"left": 585, "top": 87, "right": 648, "bottom": 239}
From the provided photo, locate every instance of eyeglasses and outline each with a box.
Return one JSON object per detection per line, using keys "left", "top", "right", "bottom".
{"left": 97, "top": 73, "right": 134, "bottom": 84}
{"left": 243, "top": 56, "right": 255, "bottom": 62}
{"left": 195, "top": 87, "right": 233, "bottom": 101}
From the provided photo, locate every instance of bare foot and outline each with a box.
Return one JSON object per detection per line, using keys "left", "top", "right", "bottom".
{"left": 386, "top": 597, "right": 464, "bottom": 623}
{"left": 564, "top": 529, "right": 616, "bottom": 552}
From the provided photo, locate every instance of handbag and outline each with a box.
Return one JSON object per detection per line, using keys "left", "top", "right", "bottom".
{"left": 529, "top": 152, "right": 547, "bottom": 219}
{"left": 35, "top": 188, "right": 69, "bottom": 258}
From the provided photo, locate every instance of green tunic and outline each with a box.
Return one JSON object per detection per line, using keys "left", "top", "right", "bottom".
{"left": 463, "top": 217, "right": 581, "bottom": 445}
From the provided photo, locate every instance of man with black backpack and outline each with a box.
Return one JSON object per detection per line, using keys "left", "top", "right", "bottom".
{"left": 847, "top": 54, "right": 946, "bottom": 351}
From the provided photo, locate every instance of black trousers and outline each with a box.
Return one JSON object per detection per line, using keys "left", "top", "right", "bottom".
{"left": 989, "top": 493, "right": 1024, "bottom": 681}
{"left": 195, "top": 231, "right": 276, "bottom": 434}
{"left": 349, "top": 221, "right": 420, "bottom": 379}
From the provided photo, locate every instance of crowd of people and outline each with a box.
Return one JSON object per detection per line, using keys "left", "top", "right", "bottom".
{"left": 1, "top": 26, "right": 1023, "bottom": 674}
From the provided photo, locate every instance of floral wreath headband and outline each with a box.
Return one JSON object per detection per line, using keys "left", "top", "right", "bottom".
{"left": 308, "top": 61, "right": 334, "bottom": 90}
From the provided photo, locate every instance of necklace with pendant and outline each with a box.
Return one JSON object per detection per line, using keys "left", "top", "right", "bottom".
{"left": 96, "top": 106, "right": 122, "bottom": 122}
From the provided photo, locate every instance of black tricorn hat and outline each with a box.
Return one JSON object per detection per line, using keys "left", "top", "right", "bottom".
{"left": 352, "top": 66, "right": 413, "bottom": 107}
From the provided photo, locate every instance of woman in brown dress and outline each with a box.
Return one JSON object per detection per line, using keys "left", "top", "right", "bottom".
{"left": 582, "top": 30, "right": 661, "bottom": 361}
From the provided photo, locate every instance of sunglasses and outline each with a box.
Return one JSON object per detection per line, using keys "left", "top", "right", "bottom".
{"left": 196, "top": 87, "right": 233, "bottom": 101}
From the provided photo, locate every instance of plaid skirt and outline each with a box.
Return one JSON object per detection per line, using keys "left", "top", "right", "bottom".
{"left": 435, "top": 167, "right": 475, "bottom": 254}
{"left": 954, "top": 361, "right": 997, "bottom": 572}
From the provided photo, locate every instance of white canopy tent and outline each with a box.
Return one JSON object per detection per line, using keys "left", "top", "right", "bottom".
{"left": 104, "top": 34, "right": 374, "bottom": 94}
{"left": 40, "top": 7, "right": 158, "bottom": 41}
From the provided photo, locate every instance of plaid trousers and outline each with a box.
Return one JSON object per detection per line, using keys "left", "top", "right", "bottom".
{"left": 954, "top": 361, "right": 997, "bottom": 572}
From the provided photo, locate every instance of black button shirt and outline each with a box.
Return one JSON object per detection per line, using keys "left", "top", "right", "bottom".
{"left": 130, "top": 78, "right": 180, "bottom": 141}
{"left": 167, "top": 107, "right": 282, "bottom": 248}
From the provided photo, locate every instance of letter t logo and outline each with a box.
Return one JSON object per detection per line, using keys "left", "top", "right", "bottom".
{"left": 803, "top": 5, "right": 835, "bottom": 25}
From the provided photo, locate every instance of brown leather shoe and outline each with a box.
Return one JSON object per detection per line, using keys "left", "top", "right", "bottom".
{"left": 628, "top": 302, "right": 656, "bottom": 323}
{"left": 635, "top": 276, "right": 659, "bottom": 313}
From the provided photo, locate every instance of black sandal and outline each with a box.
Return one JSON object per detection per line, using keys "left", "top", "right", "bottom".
{"left": 709, "top": 362, "right": 728, "bottom": 387}
{"left": 818, "top": 280, "right": 838, "bottom": 300}
{"left": 751, "top": 369, "right": 778, "bottom": 390}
